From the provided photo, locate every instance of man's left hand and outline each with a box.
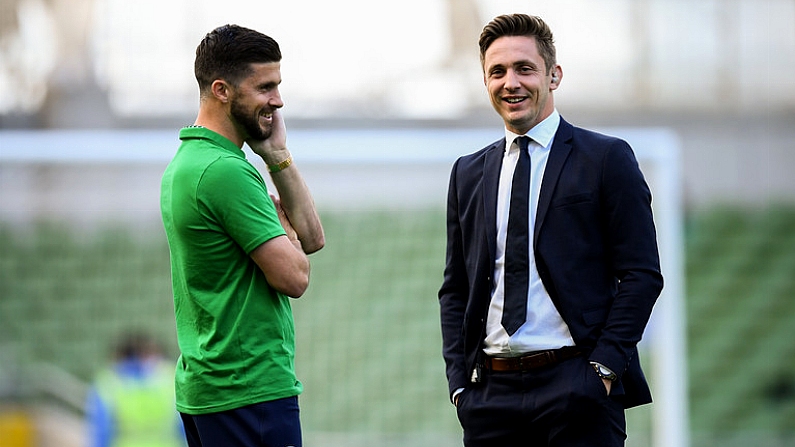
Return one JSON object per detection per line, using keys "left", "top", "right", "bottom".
{"left": 602, "top": 378, "right": 612, "bottom": 395}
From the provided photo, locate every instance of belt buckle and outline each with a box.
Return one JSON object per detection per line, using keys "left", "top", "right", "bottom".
{"left": 520, "top": 349, "right": 554, "bottom": 370}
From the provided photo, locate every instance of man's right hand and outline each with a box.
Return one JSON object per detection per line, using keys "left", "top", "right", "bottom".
{"left": 247, "top": 110, "right": 290, "bottom": 166}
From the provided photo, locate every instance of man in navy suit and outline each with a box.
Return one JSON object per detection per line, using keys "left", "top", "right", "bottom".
{"left": 439, "top": 14, "right": 663, "bottom": 446}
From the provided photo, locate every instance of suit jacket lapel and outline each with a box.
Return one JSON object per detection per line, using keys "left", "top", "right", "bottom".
{"left": 535, "top": 119, "right": 573, "bottom": 245}
{"left": 483, "top": 138, "right": 505, "bottom": 262}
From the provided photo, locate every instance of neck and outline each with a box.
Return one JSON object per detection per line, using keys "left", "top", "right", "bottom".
{"left": 194, "top": 104, "right": 245, "bottom": 148}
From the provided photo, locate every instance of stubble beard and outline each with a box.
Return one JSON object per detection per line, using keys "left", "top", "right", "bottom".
{"left": 230, "top": 96, "right": 272, "bottom": 141}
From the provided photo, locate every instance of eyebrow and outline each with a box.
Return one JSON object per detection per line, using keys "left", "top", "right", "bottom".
{"left": 258, "top": 79, "right": 281, "bottom": 89}
{"left": 486, "top": 60, "right": 538, "bottom": 73}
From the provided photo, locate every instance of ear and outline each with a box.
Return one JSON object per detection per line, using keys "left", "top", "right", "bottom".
{"left": 211, "top": 79, "right": 231, "bottom": 103}
{"left": 549, "top": 65, "right": 562, "bottom": 91}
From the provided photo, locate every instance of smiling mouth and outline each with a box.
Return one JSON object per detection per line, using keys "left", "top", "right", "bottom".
{"left": 504, "top": 97, "right": 526, "bottom": 104}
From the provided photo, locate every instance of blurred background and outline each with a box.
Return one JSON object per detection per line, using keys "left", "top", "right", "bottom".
{"left": 1, "top": 0, "right": 794, "bottom": 446}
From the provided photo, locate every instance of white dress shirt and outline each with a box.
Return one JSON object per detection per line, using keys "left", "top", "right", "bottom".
{"left": 483, "top": 110, "right": 575, "bottom": 357}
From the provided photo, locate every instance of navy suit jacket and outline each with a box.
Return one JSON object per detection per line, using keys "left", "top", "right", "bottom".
{"left": 439, "top": 117, "right": 663, "bottom": 408}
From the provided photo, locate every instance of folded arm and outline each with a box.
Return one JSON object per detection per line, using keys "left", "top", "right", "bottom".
{"left": 250, "top": 234, "right": 309, "bottom": 298}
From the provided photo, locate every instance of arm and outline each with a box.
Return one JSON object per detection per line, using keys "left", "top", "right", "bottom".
{"left": 590, "top": 140, "right": 664, "bottom": 379}
{"left": 249, "top": 197, "right": 310, "bottom": 298}
{"left": 438, "top": 159, "right": 470, "bottom": 396}
{"left": 250, "top": 236, "right": 309, "bottom": 298}
{"left": 248, "top": 110, "right": 325, "bottom": 254}
{"left": 198, "top": 156, "right": 312, "bottom": 298}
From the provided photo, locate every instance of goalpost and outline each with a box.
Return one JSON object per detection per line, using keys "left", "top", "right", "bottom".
{"left": 602, "top": 127, "right": 688, "bottom": 447}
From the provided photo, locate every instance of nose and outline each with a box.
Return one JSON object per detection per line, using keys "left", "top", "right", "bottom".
{"left": 270, "top": 89, "right": 284, "bottom": 109}
{"left": 503, "top": 69, "right": 520, "bottom": 91}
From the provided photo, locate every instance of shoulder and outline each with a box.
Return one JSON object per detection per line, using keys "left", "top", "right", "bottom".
{"left": 559, "top": 119, "right": 635, "bottom": 162}
{"left": 561, "top": 119, "right": 629, "bottom": 149}
{"left": 202, "top": 154, "right": 261, "bottom": 182}
{"left": 205, "top": 152, "right": 254, "bottom": 170}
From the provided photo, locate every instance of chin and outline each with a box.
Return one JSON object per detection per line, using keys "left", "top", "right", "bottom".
{"left": 248, "top": 126, "right": 272, "bottom": 141}
{"left": 506, "top": 118, "right": 530, "bottom": 132}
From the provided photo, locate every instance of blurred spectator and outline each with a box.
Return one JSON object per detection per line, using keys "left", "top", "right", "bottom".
{"left": 86, "top": 333, "right": 184, "bottom": 447}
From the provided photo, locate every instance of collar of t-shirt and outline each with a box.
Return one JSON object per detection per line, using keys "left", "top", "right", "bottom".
{"left": 179, "top": 126, "right": 244, "bottom": 158}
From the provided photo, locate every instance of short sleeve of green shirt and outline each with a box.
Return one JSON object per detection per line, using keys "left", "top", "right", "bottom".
{"left": 198, "top": 155, "right": 285, "bottom": 254}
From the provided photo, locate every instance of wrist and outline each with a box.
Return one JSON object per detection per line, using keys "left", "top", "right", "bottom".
{"left": 267, "top": 154, "right": 293, "bottom": 173}
{"left": 256, "top": 146, "right": 290, "bottom": 165}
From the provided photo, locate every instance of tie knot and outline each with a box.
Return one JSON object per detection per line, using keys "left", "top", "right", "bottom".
{"left": 516, "top": 136, "right": 531, "bottom": 152}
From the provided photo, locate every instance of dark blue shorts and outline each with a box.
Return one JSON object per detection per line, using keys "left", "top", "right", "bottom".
{"left": 180, "top": 396, "right": 301, "bottom": 447}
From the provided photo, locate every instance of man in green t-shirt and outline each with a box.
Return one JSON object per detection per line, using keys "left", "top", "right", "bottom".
{"left": 160, "top": 24, "right": 325, "bottom": 447}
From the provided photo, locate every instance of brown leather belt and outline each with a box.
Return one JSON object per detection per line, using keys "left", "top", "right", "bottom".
{"left": 484, "top": 346, "right": 583, "bottom": 372}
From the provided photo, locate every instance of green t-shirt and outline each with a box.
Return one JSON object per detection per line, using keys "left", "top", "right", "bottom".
{"left": 160, "top": 126, "right": 301, "bottom": 414}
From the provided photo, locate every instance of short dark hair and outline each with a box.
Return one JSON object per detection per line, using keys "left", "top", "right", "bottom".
{"left": 194, "top": 24, "right": 282, "bottom": 96}
{"left": 479, "top": 14, "right": 556, "bottom": 73}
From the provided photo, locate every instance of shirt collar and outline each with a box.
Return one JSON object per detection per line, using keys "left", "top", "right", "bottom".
{"left": 179, "top": 126, "right": 244, "bottom": 157}
{"left": 504, "top": 109, "right": 560, "bottom": 152}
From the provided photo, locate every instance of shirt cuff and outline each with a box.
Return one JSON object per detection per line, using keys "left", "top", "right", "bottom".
{"left": 451, "top": 387, "right": 465, "bottom": 405}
